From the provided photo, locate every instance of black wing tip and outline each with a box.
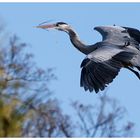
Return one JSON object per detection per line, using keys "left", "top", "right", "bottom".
{"left": 80, "top": 56, "right": 122, "bottom": 94}
{"left": 113, "top": 51, "right": 135, "bottom": 63}
{"left": 122, "top": 26, "right": 140, "bottom": 44}
{"left": 80, "top": 63, "right": 105, "bottom": 94}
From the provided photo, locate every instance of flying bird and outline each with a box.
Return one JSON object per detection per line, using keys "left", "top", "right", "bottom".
{"left": 37, "top": 22, "right": 140, "bottom": 93}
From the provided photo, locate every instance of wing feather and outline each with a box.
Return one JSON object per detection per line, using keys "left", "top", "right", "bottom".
{"left": 94, "top": 25, "right": 140, "bottom": 47}
{"left": 123, "top": 26, "right": 140, "bottom": 44}
{"left": 80, "top": 46, "right": 135, "bottom": 93}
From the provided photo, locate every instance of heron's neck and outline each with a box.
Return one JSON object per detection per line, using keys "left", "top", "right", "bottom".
{"left": 67, "top": 29, "right": 89, "bottom": 54}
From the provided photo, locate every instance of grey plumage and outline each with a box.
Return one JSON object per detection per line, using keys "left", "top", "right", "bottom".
{"left": 37, "top": 22, "right": 140, "bottom": 93}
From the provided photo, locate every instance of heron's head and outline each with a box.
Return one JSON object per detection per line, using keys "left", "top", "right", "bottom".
{"left": 36, "top": 22, "right": 71, "bottom": 33}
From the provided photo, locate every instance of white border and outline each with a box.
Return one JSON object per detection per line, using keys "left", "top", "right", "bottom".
{"left": 0, "top": 0, "right": 138, "bottom": 139}
{"left": 1, "top": 138, "right": 140, "bottom": 139}
{"left": 2, "top": 138, "right": 137, "bottom": 139}
{"left": 0, "top": 0, "right": 139, "bottom": 2}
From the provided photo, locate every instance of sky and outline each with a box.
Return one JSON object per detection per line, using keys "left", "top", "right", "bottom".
{"left": 0, "top": 2, "right": 140, "bottom": 136}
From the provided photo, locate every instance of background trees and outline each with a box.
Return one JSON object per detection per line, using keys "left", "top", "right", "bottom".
{"left": 0, "top": 23, "right": 134, "bottom": 137}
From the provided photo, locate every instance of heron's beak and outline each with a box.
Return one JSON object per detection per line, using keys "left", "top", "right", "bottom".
{"left": 36, "top": 24, "right": 56, "bottom": 29}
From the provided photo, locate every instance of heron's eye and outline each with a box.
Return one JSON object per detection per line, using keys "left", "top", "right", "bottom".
{"left": 56, "top": 23, "right": 59, "bottom": 27}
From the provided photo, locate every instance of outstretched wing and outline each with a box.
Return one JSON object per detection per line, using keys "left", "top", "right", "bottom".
{"left": 94, "top": 25, "right": 140, "bottom": 47}
{"left": 123, "top": 26, "right": 140, "bottom": 44}
{"left": 80, "top": 45, "right": 135, "bottom": 93}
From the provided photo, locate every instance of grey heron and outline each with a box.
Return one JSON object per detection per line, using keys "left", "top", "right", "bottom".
{"left": 37, "top": 22, "right": 140, "bottom": 93}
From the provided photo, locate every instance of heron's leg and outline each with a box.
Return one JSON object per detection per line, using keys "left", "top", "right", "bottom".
{"left": 136, "top": 66, "right": 140, "bottom": 71}
{"left": 126, "top": 67, "right": 140, "bottom": 80}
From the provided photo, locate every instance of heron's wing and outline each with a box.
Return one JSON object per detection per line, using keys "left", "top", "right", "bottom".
{"left": 80, "top": 46, "right": 135, "bottom": 93}
{"left": 94, "top": 25, "right": 140, "bottom": 46}
{"left": 123, "top": 26, "right": 140, "bottom": 44}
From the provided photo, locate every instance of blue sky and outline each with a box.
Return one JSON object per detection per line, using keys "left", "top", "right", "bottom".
{"left": 0, "top": 2, "right": 140, "bottom": 136}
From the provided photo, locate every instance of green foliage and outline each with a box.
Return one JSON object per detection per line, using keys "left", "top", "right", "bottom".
{"left": 0, "top": 96, "right": 24, "bottom": 137}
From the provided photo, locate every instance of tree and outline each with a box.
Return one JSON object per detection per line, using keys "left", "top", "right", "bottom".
{"left": 72, "top": 94, "right": 134, "bottom": 137}
{"left": 0, "top": 95, "right": 24, "bottom": 137}
{"left": 0, "top": 35, "right": 55, "bottom": 137}
{"left": 21, "top": 92, "right": 134, "bottom": 137}
{"left": 22, "top": 98, "right": 74, "bottom": 137}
